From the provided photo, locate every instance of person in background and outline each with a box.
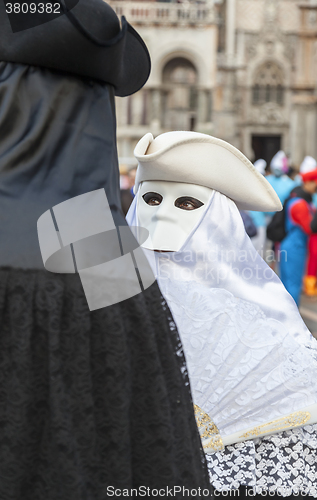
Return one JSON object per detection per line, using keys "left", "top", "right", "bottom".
{"left": 249, "top": 159, "right": 267, "bottom": 256}
{"left": 266, "top": 150, "right": 296, "bottom": 207}
{"left": 265, "top": 152, "right": 296, "bottom": 272}
{"left": 254, "top": 158, "right": 267, "bottom": 176}
{"left": 298, "top": 156, "right": 317, "bottom": 208}
{"left": 239, "top": 210, "right": 257, "bottom": 238}
{"left": 280, "top": 169, "right": 317, "bottom": 305}
{"left": 300, "top": 156, "right": 317, "bottom": 175}
{"left": 287, "top": 165, "right": 299, "bottom": 181}
{"left": 293, "top": 156, "right": 317, "bottom": 295}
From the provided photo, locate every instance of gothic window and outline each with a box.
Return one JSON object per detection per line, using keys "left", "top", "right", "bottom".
{"left": 252, "top": 62, "right": 284, "bottom": 106}
{"left": 162, "top": 57, "right": 198, "bottom": 130}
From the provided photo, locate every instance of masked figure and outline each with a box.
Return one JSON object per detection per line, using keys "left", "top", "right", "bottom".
{"left": 127, "top": 131, "right": 317, "bottom": 496}
{"left": 280, "top": 170, "right": 317, "bottom": 304}
{"left": 266, "top": 151, "right": 295, "bottom": 208}
{"left": 0, "top": 5, "right": 210, "bottom": 498}
{"left": 297, "top": 157, "right": 317, "bottom": 297}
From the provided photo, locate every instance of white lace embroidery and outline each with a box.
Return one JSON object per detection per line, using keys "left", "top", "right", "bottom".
{"left": 206, "top": 425, "right": 317, "bottom": 496}
{"left": 159, "top": 279, "right": 317, "bottom": 437}
{"left": 158, "top": 279, "right": 317, "bottom": 496}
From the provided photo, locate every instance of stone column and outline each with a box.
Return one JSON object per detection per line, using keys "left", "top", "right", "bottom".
{"left": 291, "top": 4, "right": 317, "bottom": 163}
{"left": 290, "top": 97, "right": 317, "bottom": 165}
{"left": 150, "top": 88, "right": 162, "bottom": 131}
{"left": 197, "top": 89, "right": 207, "bottom": 125}
{"left": 226, "top": 0, "right": 236, "bottom": 65}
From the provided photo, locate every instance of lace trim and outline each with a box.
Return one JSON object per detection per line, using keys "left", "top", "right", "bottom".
{"left": 206, "top": 424, "right": 317, "bottom": 496}
{"left": 240, "top": 411, "right": 311, "bottom": 439}
{"left": 159, "top": 279, "right": 317, "bottom": 437}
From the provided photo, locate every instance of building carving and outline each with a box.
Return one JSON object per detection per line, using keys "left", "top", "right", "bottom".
{"left": 110, "top": 0, "right": 317, "bottom": 168}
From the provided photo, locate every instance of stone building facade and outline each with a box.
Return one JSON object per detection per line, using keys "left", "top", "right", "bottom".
{"left": 110, "top": 0, "right": 317, "bottom": 168}
{"left": 217, "top": 0, "right": 317, "bottom": 166}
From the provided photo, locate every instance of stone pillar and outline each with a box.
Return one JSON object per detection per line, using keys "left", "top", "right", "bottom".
{"left": 290, "top": 97, "right": 317, "bottom": 165}
{"left": 132, "top": 90, "right": 144, "bottom": 126}
{"left": 225, "top": 0, "right": 236, "bottom": 65}
{"left": 291, "top": 4, "right": 317, "bottom": 164}
{"left": 150, "top": 89, "right": 162, "bottom": 131}
{"left": 295, "top": 6, "right": 317, "bottom": 88}
{"left": 197, "top": 89, "right": 207, "bottom": 125}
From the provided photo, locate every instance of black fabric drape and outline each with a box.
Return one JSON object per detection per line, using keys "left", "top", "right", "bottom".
{"left": 0, "top": 61, "right": 122, "bottom": 268}
{"left": 0, "top": 271, "right": 210, "bottom": 498}
{"left": 0, "top": 62, "right": 211, "bottom": 497}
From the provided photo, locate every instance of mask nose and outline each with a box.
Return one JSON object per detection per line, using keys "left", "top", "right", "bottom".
{"left": 152, "top": 204, "right": 177, "bottom": 224}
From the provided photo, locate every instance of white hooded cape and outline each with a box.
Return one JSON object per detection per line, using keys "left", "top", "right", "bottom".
{"left": 127, "top": 188, "right": 317, "bottom": 447}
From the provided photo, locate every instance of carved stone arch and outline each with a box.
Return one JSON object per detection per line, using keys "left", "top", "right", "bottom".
{"left": 252, "top": 60, "right": 284, "bottom": 87}
{"left": 251, "top": 60, "right": 285, "bottom": 106}
{"left": 162, "top": 57, "right": 198, "bottom": 86}
{"left": 156, "top": 48, "right": 208, "bottom": 87}
{"left": 245, "top": 54, "right": 291, "bottom": 88}
{"left": 159, "top": 53, "right": 201, "bottom": 131}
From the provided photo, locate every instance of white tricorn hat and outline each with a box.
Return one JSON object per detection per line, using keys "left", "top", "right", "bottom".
{"left": 134, "top": 131, "right": 282, "bottom": 212}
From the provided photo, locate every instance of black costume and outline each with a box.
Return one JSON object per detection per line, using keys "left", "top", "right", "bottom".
{"left": 0, "top": 1, "right": 210, "bottom": 497}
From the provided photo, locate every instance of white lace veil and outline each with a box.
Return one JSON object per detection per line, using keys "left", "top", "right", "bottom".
{"left": 127, "top": 188, "right": 317, "bottom": 447}
{"left": 128, "top": 188, "right": 312, "bottom": 347}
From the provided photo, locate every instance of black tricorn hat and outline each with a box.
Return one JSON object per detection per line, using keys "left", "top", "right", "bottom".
{"left": 0, "top": 0, "right": 151, "bottom": 96}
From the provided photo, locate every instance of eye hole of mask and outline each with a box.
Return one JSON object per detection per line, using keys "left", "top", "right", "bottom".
{"left": 142, "top": 192, "right": 163, "bottom": 206}
{"left": 174, "top": 197, "right": 204, "bottom": 211}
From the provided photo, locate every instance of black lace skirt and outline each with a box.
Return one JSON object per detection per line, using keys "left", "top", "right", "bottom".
{"left": 0, "top": 268, "right": 210, "bottom": 500}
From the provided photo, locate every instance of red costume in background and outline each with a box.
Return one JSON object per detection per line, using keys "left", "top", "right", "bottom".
{"left": 307, "top": 234, "right": 317, "bottom": 277}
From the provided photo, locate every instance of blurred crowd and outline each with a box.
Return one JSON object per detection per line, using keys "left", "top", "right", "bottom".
{"left": 249, "top": 151, "right": 317, "bottom": 306}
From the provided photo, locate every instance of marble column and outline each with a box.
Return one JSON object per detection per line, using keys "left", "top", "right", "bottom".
{"left": 226, "top": 0, "right": 236, "bottom": 65}
{"left": 150, "top": 88, "right": 162, "bottom": 131}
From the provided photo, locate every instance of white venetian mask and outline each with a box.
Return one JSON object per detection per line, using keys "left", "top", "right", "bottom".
{"left": 137, "top": 180, "right": 213, "bottom": 251}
